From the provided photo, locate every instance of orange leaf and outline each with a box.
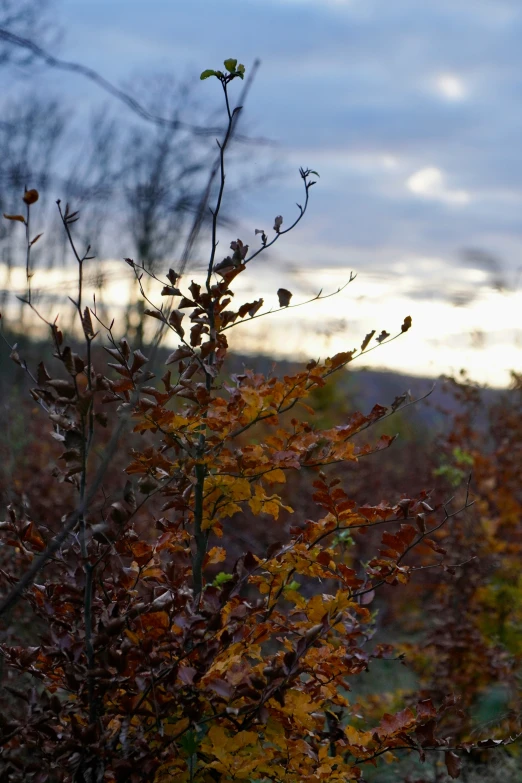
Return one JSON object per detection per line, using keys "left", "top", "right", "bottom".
{"left": 3, "top": 213, "right": 26, "bottom": 223}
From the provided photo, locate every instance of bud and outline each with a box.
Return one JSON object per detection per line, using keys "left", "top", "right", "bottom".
{"left": 23, "top": 189, "right": 39, "bottom": 205}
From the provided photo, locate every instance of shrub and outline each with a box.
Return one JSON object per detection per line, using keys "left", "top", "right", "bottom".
{"left": 0, "top": 60, "right": 513, "bottom": 783}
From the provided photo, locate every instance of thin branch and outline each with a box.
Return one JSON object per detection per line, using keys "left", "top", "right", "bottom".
{"left": 221, "top": 275, "right": 356, "bottom": 332}
{"left": 178, "top": 59, "right": 261, "bottom": 277}
{"left": 0, "top": 28, "right": 234, "bottom": 137}
{"left": 242, "top": 166, "right": 316, "bottom": 267}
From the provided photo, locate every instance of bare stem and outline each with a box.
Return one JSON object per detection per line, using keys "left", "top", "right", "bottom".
{"left": 25, "top": 200, "right": 31, "bottom": 304}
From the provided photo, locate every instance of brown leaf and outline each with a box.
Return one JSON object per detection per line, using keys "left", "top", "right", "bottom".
{"left": 9, "top": 345, "right": 22, "bottom": 365}
{"left": 189, "top": 281, "right": 201, "bottom": 301}
{"left": 144, "top": 309, "right": 164, "bottom": 321}
{"left": 178, "top": 297, "right": 195, "bottom": 309}
{"left": 30, "top": 233, "right": 43, "bottom": 246}
{"left": 130, "top": 349, "right": 149, "bottom": 374}
{"left": 329, "top": 351, "right": 354, "bottom": 369}
{"left": 401, "top": 315, "right": 412, "bottom": 333}
{"left": 424, "top": 538, "right": 447, "bottom": 555}
{"left": 445, "top": 751, "right": 461, "bottom": 779}
{"left": 377, "top": 707, "right": 415, "bottom": 738}
{"left": 417, "top": 699, "right": 437, "bottom": 721}
{"left": 376, "top": 330, "right": 390, "bottom": 344}
{"left": 165, "top": 346, "right": 193, "bottom": 365}
{"left": 274, "top": 215, "right": 283, "bottom": 232}
{"left": 23, "top": 188, "right": 39, "bottom": 205}
{"left": 277, "top": 288, "right": 292, "bottom": 307}
{"left": 107, "top": 362, "right": 131, "bottom": 378}
{"left": 168, "top": 310, "right": 185, "bottom": 337}
{"left": 238, "top": 299, "right": 264, "bottom": 318}
{"left": 22, "top": 522, "right": 45, "bottom": 552}
{"left": 161, "top": 285, "right": 182, "bottom": 296}
{"left": 130, "top": 541, "right": 155, "bottom": 567}
{"left": 361, "top": 330, "right": 375, "bottom": 351}
{"left": 190, "top": 322, "right": 205, "bottom": 346}
{"left": 37, "top": 361, "right": 51, "bottom": 385}
{"left": 3, "top": 213, "right": 26, "bottom": 223}
{"left": 48, "top": 379, "right": 76, "bottom": 398}
{"left": 82, "top": 307, "right": 94, "bottom": 337}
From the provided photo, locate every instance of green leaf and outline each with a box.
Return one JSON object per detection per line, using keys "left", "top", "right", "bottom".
{"left": 224, "top": 58, "right": 237, "bottom": 73}
{"left": 181, "top": 730, "right": 199, "bottom": 756}
{"left": 453, "top": 447, "right": 474, "bottom": 466}
{"left": 237, "top": 63, "right": 245, "bottom": 74}
{"left": 200, "top": 69, "right": 216, "bottom": 80}
{"left": 213, "top": 571, "right": 234, "bottom": 587}
{"left": 309, "top": 170, "right": 320, "bottom": 178}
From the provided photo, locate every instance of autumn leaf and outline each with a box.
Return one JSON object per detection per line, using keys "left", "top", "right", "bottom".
{"left": 23, "top": 188, "right": 39, "bottom": 205}
{"left": 401, "top": 315, "right": 412, "bottom": 333}
{"left": 377, "top": 707, "right": 416, "bottom": 738}
{"left": 168, "top": 309, "right": 185, "bottom": 336}
{"left": 361, "top": 330, "right": 375, "bottom": 351}
{"left": 445, "top": 751, "right": 461, "bottom": 779}
{"left": 277, "top": 288, "right": 292, "bottom": 307}
{"left": 165, "top": 346, "right": 193, "bottom": 365}
{"left": 161, "top": 285, "right": 182, "bottom": 296}
{"left": 205, "top": 546, "right": 227, "bottom": 565}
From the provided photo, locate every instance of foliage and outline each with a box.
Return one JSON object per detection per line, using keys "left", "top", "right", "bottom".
{"left": 400, "top": 374, "right": 522, "bottom": 757}
{"left": 0, "top": 60, "right": 518, "bottom": 783}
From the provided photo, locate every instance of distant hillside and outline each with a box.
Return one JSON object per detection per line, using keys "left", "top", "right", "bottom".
{"left": 224, "top": 352, "right": 501, "bottom": 435}
{"left": 0, "top": 331, "right": 500, "bottom": 436}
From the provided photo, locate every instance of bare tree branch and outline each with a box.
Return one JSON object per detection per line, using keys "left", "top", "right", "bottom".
{"left": 0, "top": 27, "right": 238, "bottom": 137}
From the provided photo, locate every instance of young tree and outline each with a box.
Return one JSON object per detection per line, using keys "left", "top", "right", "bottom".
{"left": 0, "top": 59, "right": 512, "bottom": 783}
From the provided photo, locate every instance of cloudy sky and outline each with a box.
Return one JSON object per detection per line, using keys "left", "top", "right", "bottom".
{"left": 4, "top": 0, "right": 522, "bottom": 385}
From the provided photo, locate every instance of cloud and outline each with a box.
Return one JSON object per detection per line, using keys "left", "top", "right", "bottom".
{"left": 406, "top": 167, "right": 470, "bottom": 204}
{"left": 6, "top": 0, "right": 522, "bottom": 384}
{"left": 434, "top": 73, "right": 467, "bottom": 101}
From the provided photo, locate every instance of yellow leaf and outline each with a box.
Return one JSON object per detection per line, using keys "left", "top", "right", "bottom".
{"left": 206, "top": 546, "right": 226, "bottom": 565}
{"left": 141, "top": 565, "right": 165, "bottom": 580}
{"left": 227, "top": 730, "right": 260, "bottom": 753}
{"left": 278, "top": 689, "right": 320, "bottom": 730}
{"left": 261, "top": 468, "right": 286, "bottom": 485}
{"left": 3, "top": 213, "right": 26, "bottom": 223}
{"left": 163, "top": 717, "right": 189, "bottom": 737}
{"left": 248, "top": 484, "right": 292, "bottom": 518}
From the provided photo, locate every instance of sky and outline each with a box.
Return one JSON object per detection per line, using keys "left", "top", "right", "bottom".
{"left": 2, "top": 0, "right": 522, "bottom": 386}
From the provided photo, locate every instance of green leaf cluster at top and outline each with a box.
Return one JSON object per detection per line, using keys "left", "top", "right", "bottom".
{"left": 200, "top": 59, "right": 246, "bottom": 82}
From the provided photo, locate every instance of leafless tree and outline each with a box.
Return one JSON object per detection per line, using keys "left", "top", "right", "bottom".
{"left": 0, "top": 0, "right": 58, "bottom": 69}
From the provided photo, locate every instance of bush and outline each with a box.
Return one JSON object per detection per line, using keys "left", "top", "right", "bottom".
{"left": 0, "top": 60, "right": 514, "bottom": 783}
